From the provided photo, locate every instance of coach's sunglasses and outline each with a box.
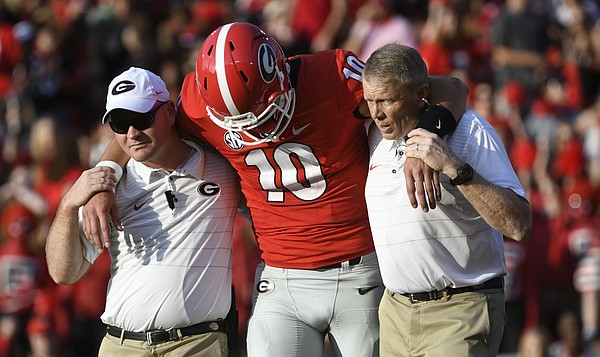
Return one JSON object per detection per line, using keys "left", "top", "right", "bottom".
{"left": 108, "top": 101, "right": 166, "bottom": 134}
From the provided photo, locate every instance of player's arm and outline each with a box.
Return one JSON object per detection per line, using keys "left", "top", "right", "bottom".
{"left": 404, "top": 75, "right": 468, "bottom": 212}
{"left": 425, "top": 75, "right": 468, "bottom": 125}
{"left": 82, "top": 138, "right": 128, "bottom": 252}
{"left": 46, "top": 167, "right": 117, "bottom": 284}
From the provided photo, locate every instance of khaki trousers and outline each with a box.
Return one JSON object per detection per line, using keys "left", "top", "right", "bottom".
{"left": 379, "top": 288, "right": 505, "bottom": 357}
{"left": 98, "top": 331, "right": 228, "bottom": 357}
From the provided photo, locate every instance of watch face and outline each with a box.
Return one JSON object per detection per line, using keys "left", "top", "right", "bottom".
{"left": 451, "top": 163, "right": 473, "bottom": 186}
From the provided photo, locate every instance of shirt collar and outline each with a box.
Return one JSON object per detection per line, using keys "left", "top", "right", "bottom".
{"left": 383, "top": 138, "right": 406, "bottom": 153}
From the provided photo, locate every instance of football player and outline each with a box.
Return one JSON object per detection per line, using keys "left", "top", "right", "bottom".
{"left": 83, "top": 22, "right": 468, "bottom": 356}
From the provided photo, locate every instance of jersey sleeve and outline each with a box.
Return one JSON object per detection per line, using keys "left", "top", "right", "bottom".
{"left": 176, "top": 72, "right": 210, "bottom": 139}
{"left": 291, "top": 50, "right": 365, "bottom": 121}
{"left": 333, "top": 49, "right": 365, "bottom": 110}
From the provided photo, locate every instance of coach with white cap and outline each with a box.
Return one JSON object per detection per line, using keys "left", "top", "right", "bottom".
{"left": 45, "top": 67, "right": 240, "bottom": 357}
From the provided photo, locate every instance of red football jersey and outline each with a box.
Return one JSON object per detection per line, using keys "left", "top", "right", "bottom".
{"left": 178, "top": 49, "right": 374, "bottom": 269}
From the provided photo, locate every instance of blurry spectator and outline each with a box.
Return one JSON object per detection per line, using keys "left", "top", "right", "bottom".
{"left": 549, "top": 310, "right": 586, "bottom": 357}
{"left": 341, "top": 0, "right": 418, "bottom": 61}
{"left": 0, "top": 19, "right": 23, "bottom": 97}
{"left": 25, "top": 24, "right": 69, "bottom": 126}
{"left": 573, "top": 94, "right": 600, "bottom": 188}
{"left": 259, "top": 0, "right": 301, "bottom": 56}
{"left": 524, "top": 77, "right": 573, "bottom": 156}
{"left": 155, "top": 3, "right": 191, "bottom": 58}
{"left": 491, "top": 0, "right": 551, "bottom": 113}
{"left": 554, "top": 0, "right": 600, "bottom": 108}
{"left": 28, "top": 117, "right": 85, "bottom": 220}
{"left": 548, "top": 177, "right": 600, "bottom": 339}
{"left": 456, "top": 0, "right": 499, "bottom": 84}
{"left": 550, "top": 122, "right": 585, "bottom": 181}
{"left": 419, "top": 0, "right": 458, "bottom": 75}
{"left": 520, "top": 326, "right": 551, "bottom": 357}
{"left": 0, "top": 201, "right": 45, "bottom": 357}
{"left": 188, "top": 0, "right": 234, "bottom": 39}
{"left": 288, "top": 0, "right": 349, "bottom": 54}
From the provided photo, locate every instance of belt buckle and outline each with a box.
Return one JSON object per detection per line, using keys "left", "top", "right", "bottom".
{"left": 409, "top": 290, "right": 443, "bottom": 303}
{"left": 146, "top": 330, "right": 167, "bottom": 346}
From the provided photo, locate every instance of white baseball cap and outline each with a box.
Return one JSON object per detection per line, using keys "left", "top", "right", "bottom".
{"left": 102, "top": 67, "right": 170, "bottom": 123}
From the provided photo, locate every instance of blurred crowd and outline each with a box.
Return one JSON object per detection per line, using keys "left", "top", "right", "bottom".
{"left": 0, "top": 0, "right": 600, "bottom": 356}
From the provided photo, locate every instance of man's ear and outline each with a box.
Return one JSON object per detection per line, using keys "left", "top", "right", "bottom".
{"left": 166, "top": 101, "right": 177, "bottom": 125}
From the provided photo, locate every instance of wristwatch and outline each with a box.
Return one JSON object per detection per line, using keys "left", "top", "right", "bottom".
{"left": 449, "top": 163, "right": 474, "bottom": 186}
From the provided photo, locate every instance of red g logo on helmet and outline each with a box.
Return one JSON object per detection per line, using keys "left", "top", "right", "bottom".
{"left": 195, "top": 22, "right": 296, "bottom": 146}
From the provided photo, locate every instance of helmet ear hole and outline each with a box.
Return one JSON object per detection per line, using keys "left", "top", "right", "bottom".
{"left": 207, "top": 45, "right": 213, "bottom": 56}
{"left": 229, "top": 41, "right": 235, "bottom": 51}
{"left": 240, "top": 71, "right": 248, "bottom": 83}
{"left": 203, "top": 77, "right": 208, "bottom": 91}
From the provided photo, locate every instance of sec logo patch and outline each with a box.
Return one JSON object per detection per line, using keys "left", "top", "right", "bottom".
{"left": 224, "top": 131, "right": 244, "bottom": 150}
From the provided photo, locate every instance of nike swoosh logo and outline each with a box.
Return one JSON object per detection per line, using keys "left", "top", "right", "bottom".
{"left": 369, "top": 164, "right": 381, "bottom": 171}
{"left": 358, "top": 286, "right": 379, "bottom": 295}
{"left": 133, "top": 198, "right": 151, "bottom": 211}
{"left": 435, "top": 119, "right": 442, "bottom": 130}
{"left": 156, "top": 91, "right": 164, "bottom": 95}
{"left": 292, "top": 123, "right": 310, "bottom": 135}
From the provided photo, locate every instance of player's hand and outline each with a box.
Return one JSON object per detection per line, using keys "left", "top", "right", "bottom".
{"left": 61, "top": 167, "right": 117, "bottom": 209}
{"left": 404, "top": 157, "right": 440, "bottom": 212}
{"left": 82, "top": 188, "right": 122, "bottom": 253}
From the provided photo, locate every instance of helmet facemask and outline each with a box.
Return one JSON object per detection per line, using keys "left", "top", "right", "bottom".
{"left": 206, "top": 86, "right": 296, "bottom": 146}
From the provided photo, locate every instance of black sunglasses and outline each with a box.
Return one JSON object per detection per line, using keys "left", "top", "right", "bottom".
{"left": 108, "top": 101, "right": 166, "bottom": 134}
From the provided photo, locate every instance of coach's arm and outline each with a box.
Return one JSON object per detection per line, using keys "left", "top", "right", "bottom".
{"left": 46, "top": 167, "right": 117, "bottom": 284}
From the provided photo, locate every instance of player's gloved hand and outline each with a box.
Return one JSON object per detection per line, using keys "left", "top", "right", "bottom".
{"left": 82, "top": 190, "right": 122, "bottom": 253}
{"left": 404, "top": 156, "right": 440, "bottom": 213}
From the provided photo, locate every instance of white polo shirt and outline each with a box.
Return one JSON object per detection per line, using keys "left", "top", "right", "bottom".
{"left": 365, "top": 110, "right": 526, "bottom": 294}
{"left": 81, "top": 141, "right": 239, "bottom": 332}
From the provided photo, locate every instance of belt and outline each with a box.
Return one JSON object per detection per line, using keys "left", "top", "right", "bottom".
{"left": 316, "top": 256, "right": 362, "bottom": 271}
{"left": 400, "top": 277, "right": 504, "bottom": 303}
{"left": 106, "top": 320, "right": 227, "bottom": 345}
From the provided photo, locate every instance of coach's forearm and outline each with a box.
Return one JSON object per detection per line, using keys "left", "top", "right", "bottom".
{"left": 45, "top": 204, "right": 91, "bottom": 284}
{"left": 456, "top": 173, "right": 532, "bottom": 241}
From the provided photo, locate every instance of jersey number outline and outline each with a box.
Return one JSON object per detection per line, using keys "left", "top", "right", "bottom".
{"left": 245, "top": 142, "right": 326, "bottom": 202}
